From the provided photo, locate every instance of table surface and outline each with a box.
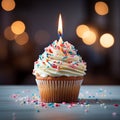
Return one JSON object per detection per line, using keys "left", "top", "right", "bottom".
{"left": 0, "top": 85, "right": 120, "bottom": 120}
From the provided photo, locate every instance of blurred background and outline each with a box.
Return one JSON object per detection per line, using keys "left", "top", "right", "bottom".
{"left": 0, "top": 0, "right": 120, "bottom": 85}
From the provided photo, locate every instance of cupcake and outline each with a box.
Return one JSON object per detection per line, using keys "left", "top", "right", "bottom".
{"left": 33, "top": 37, "right": 86, "bottom": 103}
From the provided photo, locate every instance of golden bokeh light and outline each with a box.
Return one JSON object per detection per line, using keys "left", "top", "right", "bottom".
{"left": 82, "top": 30, "right": 97, "bottom": 45}
{"left": 15, "top": 32, "right": 29, "bottom": 45}
{"left": 1, "top": 0, "right": 16, "bottom": 11}
{"left": 100, "top": 33, "right": 114, "bottom": 48}
{"left": 76, "top": 24, "right": 89, "bottom": 38}
{"left": 11, "top": 21, "right": 26, "bottom": 35}
{"left": 4, "top": 26, "right": 16, "bottom": 40}
{"left": 95, "top": 1, "right": 109, "bottom": 15}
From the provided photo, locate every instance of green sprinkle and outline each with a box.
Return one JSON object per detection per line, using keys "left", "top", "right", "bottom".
{"left": 39, "top": 55, "right": 42, "bottom": 60}
{"left": 62, "top": 56, "right": 67, "bottom": 60}
{"left": 69, "top": 51, "right": 73, "bottom": 55}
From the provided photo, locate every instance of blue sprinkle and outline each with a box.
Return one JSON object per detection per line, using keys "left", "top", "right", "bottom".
{"left": 35, "top": 102, "right": 38, "bottom": 105}
{"left": 50, "top": 105, "right": 54, "bottom": 108}
{"left": 48, "top": 103, "right": 54, "bottom": 106}
{"left": 85, "top": 101, "right": 89, "bottom": 105}
{"left": 95, "top": 98, "right": 98, "bottom": 101}
{"left": 46, "top": 53, "right": 49, "bottom": 57}
{"left": 48, "top": 62, "right": 52, "bottom": 66}
{"left": 37, "top": 110, "right": 40, "bottom": 112}
{"left": 37, "top": 64, "right": 40, "bottom": 67}
{"left": 88, "top": 96, "right": 91, "bottom": 98}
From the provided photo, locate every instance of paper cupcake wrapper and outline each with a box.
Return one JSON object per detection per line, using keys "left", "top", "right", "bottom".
{"left": 36, "top": 79, "right": 83, "bottom": 103}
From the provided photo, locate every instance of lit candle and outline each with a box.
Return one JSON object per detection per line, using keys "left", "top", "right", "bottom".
{"left": 58, "top": 13, "right": 63, "bottom": 44}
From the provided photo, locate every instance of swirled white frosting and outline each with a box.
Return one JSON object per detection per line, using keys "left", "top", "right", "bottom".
{"left": 33, "top": 38, "right": 87, "bottom": 77}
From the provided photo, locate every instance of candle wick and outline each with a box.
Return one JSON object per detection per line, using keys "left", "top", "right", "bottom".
{"left": 58, "top": 32, "right": 63, "bottom": 39}
{"left": 58, "top": 31, "right": 62, "bottom": 35}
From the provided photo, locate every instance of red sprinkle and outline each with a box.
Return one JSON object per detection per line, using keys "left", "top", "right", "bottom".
{"left": 49, "top": 49, "right": 53, "bottom": 53}
{"left": 11, "top": 94, "right": 18, "bottom": 99}
{"left": 54, "top": 103, "right": 60, "bottom": 107}
{"left": 113, "top": 104, "right": 119, "bottom": 107}
{"left": 52, "top": 64, "right": 57, "bottom": 69}
{"left": 53, "top": 61, "right": 56, "bottom": 63}
{"left": 60, "top": 43, "right": 64, "bottom": 47}
{"left": 41, "top": 102, "right": 46, "bottom": 107}
{"left": 69, "top": 65, "right": 76, "bottom": 69}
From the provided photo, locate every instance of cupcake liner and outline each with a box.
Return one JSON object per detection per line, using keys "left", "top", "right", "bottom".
{"left": 36, "top": 77, "right": 83, "bottom": 103}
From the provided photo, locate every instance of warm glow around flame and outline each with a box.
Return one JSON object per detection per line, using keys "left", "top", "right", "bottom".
{"left": 58, "top": 14, "right": 63, "bottom": 36}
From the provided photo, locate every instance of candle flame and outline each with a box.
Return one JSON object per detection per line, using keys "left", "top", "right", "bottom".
{"left": 58, "top": 14, "right": 63, "bottom": 36}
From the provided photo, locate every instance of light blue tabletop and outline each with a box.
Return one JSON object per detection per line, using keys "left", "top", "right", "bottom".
{"left": 0, "top": 85, "right": 120, "bottom": 120}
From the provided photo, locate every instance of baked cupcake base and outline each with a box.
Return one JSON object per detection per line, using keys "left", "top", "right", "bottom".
{"left": 36, "top": 74, "right": 83, "bottom": 103}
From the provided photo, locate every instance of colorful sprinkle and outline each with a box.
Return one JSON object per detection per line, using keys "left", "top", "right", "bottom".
{"left": 62, "top": 56, "right": 67, "bottom": 60}
{"left": 41, "top": 102, "right": 46, "bottom": 107}
{"left": 54, "top": 103, "right": 60, "bottom": 107}
{"left": 113, "top": 104, "right": 119, "bottom": 107}
{"left": 52, "top": 64, "right": 58, "bottom": 69}
{"left": 49, "top": 49, "right": 53, "bottom": 53}
{"left": 62, "top": 102, "right": 66, "bottom": 104}
{"left": 10, "top": 87, "right": 120, "bottom": 119}
{"left": 67, "top": 105, "right": 72, "bottom": 108}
